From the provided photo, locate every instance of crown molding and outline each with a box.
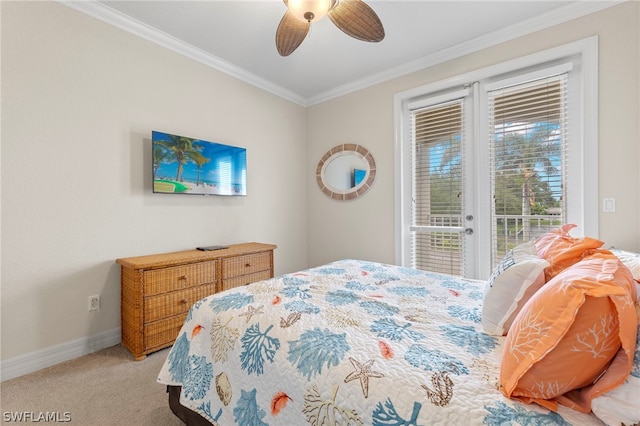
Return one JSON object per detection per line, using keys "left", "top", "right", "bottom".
{"left": 58, "top": 0, "right": 623, "bottom": 107}
{"left": 306, "top": 1, "right": 623, "bottom": 105}
{"left": 58, "top": 0, "right": 308, "bottom": 106}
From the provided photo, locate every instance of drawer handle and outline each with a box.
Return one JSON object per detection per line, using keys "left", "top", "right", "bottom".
{"left": 245, "top": 263, "right": 251, "bottom": 267}
{"left": 179, "top": 275, "right": 188, "bottom": 280}
{"left": 180, "top": 299, "right": 189, "bottom": 304}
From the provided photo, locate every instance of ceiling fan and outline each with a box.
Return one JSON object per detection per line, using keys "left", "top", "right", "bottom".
{"left": 276, "top": 0, "right": 385, "bottom": 56}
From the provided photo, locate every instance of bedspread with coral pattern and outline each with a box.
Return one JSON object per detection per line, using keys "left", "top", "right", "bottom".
{"left": 157, "top": 259, "right": 603, "bottom": 425}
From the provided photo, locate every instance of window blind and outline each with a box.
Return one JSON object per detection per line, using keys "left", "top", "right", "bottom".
{"left": 488, "top": 74, "right": 568, "bottom": 267}
{"left": 411, "top": 99, "right": 465, "bottom": 275}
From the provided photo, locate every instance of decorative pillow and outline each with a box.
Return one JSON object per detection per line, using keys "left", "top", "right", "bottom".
{"left": 482, "top": 242, "right": 549, "bottom": 336}
{"left": 591, "top": 305, "right": 640, "bottom": 426}
{"left": 500, "top": 251, "right": 638, "bottom": 413}
{"left": 534, "top": 224, "right": 604, "bottom": 281}
{"left": 610, "top": 247, "right": 640, "bottom": 282}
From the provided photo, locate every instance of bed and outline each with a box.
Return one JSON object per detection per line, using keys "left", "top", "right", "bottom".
{"left": 157, "top": 243, "right": 640, "bottom": 425}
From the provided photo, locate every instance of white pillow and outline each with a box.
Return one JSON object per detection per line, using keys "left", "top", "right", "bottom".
{"left": 610, "top": 247, "right": 640, "bottom": 281}
{"left": 481, "top": 242, "right": 549, "bottom": 336}
{"left": 591, "top": 375, "right": 640, "bottom": 426}
{"left": 591, "top": 318, "right": 640, "bottom": 426}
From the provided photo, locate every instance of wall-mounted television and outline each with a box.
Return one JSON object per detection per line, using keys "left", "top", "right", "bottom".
{"left": 152, "top": 131, "right": 247, "bottom": 196}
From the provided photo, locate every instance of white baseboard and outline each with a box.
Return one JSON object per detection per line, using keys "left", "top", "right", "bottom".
{"left": 0, "top": 328, "right": 121, "bottom": 381}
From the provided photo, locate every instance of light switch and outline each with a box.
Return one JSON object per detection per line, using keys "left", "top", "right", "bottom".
{"left": 602, "top": 198, "right": 616, "bottom": 213}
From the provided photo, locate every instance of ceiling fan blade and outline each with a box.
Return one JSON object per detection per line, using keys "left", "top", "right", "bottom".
{"left": 276, "top": 11, "right": 310, "bottom": 56}
{"left": 328, "top": 0, "right": 384, "bottom": 43}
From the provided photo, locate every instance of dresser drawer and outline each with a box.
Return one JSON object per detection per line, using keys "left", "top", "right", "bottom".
{"left": 143, "top": 261, "right": 217, "bottom": 296}
{"left": 144, "top": 314, "right": 188, "bottom": 351}
{"left": 221, "top": 252, "right": 271, "bottom": 279}
{"left": 118, "top": 243, "right": 276, "bottom": 360}
{"left": 221, "top": 270, "right": 273, "bottom": 292}
{"left": 144, "top": 284, "right": 216, "bottom": 323}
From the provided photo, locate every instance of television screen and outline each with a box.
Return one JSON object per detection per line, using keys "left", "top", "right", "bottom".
{"left": 152, "top": 131, "right": 247, "bottom": 196}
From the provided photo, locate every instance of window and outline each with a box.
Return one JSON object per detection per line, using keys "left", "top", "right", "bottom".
{"left": 394, "top": 37, "right": 598, "bottom": 279}
{"left": 488, "top": 73, "right": 568, "bottom": 267}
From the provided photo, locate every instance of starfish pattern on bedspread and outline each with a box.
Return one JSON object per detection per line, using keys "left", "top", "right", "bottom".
{"left": 344, "top": 357, "right": 384, "bottom": 398}
{"left": 239, "top": 304, "right": 264, "bottom": 322}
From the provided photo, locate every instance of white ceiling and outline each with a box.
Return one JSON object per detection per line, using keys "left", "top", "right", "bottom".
{"left": 65, "top": 1, "right": 619, "bottom": 106}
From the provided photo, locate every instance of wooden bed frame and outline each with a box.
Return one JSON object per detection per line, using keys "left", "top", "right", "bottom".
{"left": 167, "top": 386, "right": 210, "bottom": 425}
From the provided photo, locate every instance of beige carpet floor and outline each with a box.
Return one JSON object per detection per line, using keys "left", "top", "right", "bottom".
{"left": 0, "top": 345, "right": 184, "bottom": 425}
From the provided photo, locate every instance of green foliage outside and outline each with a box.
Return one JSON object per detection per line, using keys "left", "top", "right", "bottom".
{"left": 422, "top": 123, "right": 563, "bottom": 260}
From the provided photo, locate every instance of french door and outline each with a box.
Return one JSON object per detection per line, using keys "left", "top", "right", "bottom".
{"left": 404, "top": 75, "right": 568, "bottom": 279}
{"left": 408, "top": 89, "right": 476, "bottom": 277}
{"left": 395, "top": 39, "right": 598, "bottom": 280}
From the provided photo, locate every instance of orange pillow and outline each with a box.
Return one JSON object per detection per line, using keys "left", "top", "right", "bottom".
{"left": 534, "top": 224, "right": 604, "bottom": 281}
{"left": 500, "top": 251, "right": 638, "bottom": 413}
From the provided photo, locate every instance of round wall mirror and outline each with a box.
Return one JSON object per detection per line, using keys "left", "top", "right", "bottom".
{"left": 316, "top": 144, "right": 376, "bottom": 200}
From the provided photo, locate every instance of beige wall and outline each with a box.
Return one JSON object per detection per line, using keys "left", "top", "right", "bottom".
{"left": 307, "top": 1, "right": 640, "bottom": 268}
{"left": 2, "top": 1, "right": 639, "bottom": 366}
{"left": 1, "top": 2, "right": 308, "bottom": 360}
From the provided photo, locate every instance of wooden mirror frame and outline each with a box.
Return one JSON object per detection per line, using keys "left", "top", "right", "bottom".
{"left": 316, "top": 144, "right": 376, "bottom": 200}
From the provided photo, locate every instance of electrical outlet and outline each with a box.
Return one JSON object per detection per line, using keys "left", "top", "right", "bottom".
{"left": 88, "top": 295, "right": 100, "bottom": 311}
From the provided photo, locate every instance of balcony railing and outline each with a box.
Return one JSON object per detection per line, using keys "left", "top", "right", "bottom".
{"left": 412, "top": 214, "right": 563, "bottom": 274}
{"left": 493, "top": 214, "right": 563, "bottom": 261}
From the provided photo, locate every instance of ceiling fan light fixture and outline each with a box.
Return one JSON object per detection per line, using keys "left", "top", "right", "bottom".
{"left": 276, "top": 0, "right": 383, "bottom": 56}
{"left": 286, "top": 0, "right": 334, "bottom": 23}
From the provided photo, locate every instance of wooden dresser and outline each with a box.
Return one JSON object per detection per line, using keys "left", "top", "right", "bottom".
{"left": 116, "top": 242, "right": 276, "bottom": 360}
